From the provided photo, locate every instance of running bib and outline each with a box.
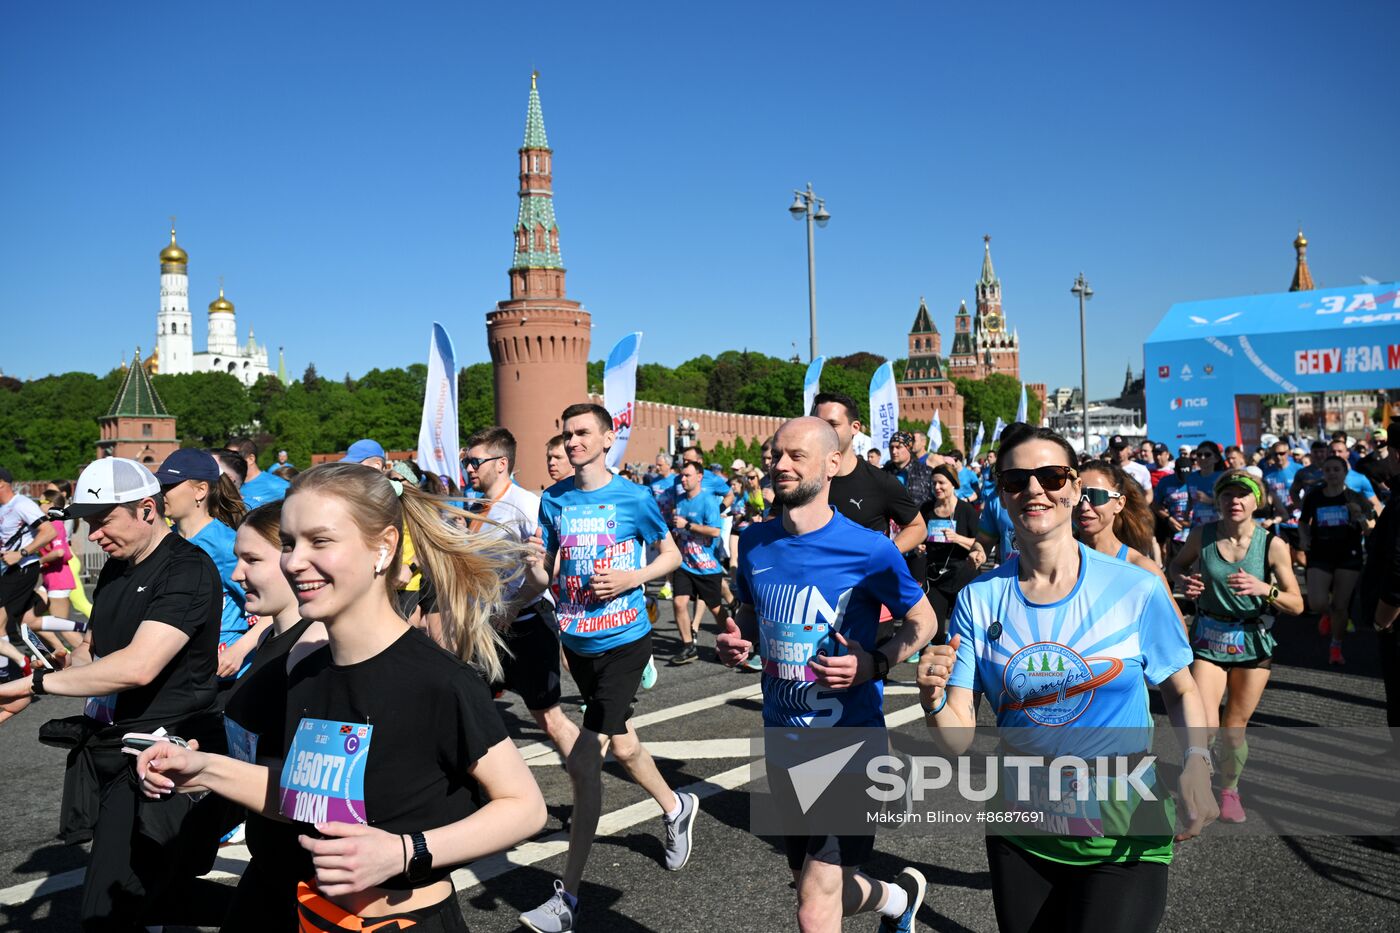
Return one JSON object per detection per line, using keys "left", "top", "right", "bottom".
{"left": 1194, "top": 615, "right": 1248, "bottom": 656}
{"left": 225, "top": 717, "right": 259, "bottom": 764}
{"left": 759, "top": 613, "right": 837, "bottom": 683}
{"left": 84, "top": 654, "right": 116, "bottom": 724}
{"left": 279, "top": 718, "right": 373, "bottom": 825}
{"left": 925, "top": 518, "right": 956, "bottom": 543}
{"left": 1315, "top": 505, "right": 1349, "bottom": 527}
{"left": 1004, "top": 762, "right": 1104, "bottom": 837}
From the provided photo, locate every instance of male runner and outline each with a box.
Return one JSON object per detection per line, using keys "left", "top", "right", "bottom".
{"left": 647, "top": 451, "right": 679, "bottom": 599}
{"left": 0, "top": 466, "right": 54, "bottom": 675}
{"left": 717, "top": 416, "right": 937, "bottom": 932}
{"left": 521, "top": 403, "right": 696, "bottom": 932}
{"left": 224, "top": 436, "right": 289, "bottom": 506}
{"left": 1109, "top": 435, "right": 1154, "bottom": 501}
{"left": 668, "top": 460, "right": 729, "bottom": 664}
{"left": 546, "top": 433, "right": 574, "bottom": 484}
{"left": 466, "top": 427, "right": 579, "bottom": 759}
{"left": 0, "top": 458, "right": 224, "bottom": 929}
{"left": 1358, "top": 428, "right": 1398, "bottom": 500}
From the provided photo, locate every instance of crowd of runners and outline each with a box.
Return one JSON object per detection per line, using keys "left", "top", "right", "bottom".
{"left": 0, "top": 396, "right": 1397, "bottom": 932}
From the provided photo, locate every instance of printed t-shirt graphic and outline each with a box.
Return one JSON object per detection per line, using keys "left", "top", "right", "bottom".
{"left": 540, "top": 476, "right": 669, "bottom": 653}
{"left": 1187, "top": 472, "right": 1219, "bottom": 525}
{"left": 674, "top": 492, "right": 724, "bottom": 574}
{"left": 736, "top": 510, "right": 923, "bottom": 728}
{"left": 1155, "top": 474, "right": 1192, "bottom": 542}
{"left": 648, "top": 473, "right": 678, "bottom": 524}
{"left": 1262, "top": 462, "right": 1299, "bottom": 513}
{"left": 947, "top": 544, "right": 1192, "bottom": 862}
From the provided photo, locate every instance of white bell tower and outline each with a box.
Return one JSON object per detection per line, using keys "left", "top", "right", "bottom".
{"left": 155, "top": 219, "right": 193, "bottom": 375}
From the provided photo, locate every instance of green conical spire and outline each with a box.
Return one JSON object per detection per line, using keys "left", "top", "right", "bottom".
{"left": 523, "top": 71, "right": 550, "bottom": 150}
{"left": 980, "top": 234, "right": 998, "bottom": 286}
{"left": 106, "top": 347, "right": 170, "bottom": 418}
{"left": 910, "top": 297, "right": 937, "bottom": 334}
{"left": 277, "top": 346, "right": 288, "bottom": 383}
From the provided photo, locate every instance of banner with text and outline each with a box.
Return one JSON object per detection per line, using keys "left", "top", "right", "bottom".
{"left": 604, "top": 332, "right": 643, "bottom": 471}
{"left": 416, "top": 322, "right": 461, "bottom": 486}
{"left": 803, "top": 356, "right": 826, "bottom": 417}
{"left": 869, "top": 362, "right": 900, "bottom": 456}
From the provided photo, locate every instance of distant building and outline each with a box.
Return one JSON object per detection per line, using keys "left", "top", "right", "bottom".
{"left": 948, "top": 237, "right": 1020, "bottom": 382}
{"left": 97, "top": 347, "right": 178, "bottom": 464}
{"left": 150, "top": 223, "right": 272, "bottom": 386}
{"left": 896, "top": 298, "right": 965, "bottom": 443}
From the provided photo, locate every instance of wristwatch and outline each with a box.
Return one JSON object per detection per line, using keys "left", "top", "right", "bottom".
{"left": 31, "top": 668, "right": 49, "bottom": 696}
{"left": 404, "top": 831, "right": 433, "bottom": 884}
{"left": 870, "top": 650, "right": 890, "bottom": 683}
{"left": 1265, "top": 584, "right": 1280, "bottom": 605}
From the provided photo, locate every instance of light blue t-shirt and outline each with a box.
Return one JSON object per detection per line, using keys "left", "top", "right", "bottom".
{"left": 701, "top": 471, "right": 731, "bottom": 503}
{"left": 240, "top": 471, "right": 290, "bottom": 508}
{"left": 978, "top": 495, "right": 1017, "bottom": 560}
{"left": 1156, "top": 474, "right": 1193, "bottom": 542}
{"left": 187, "top": 520, "right": 249, "bottom": 675}
{"left": 540, "top": 475, "right": 669, "bottom": 654}
{"left": 1187, "top": 471, "right": 1220, "bottom": 525}
{"left": 949, "top": 543, "right": 1191, "bottom": 753}
{"left": 1346, "top": 470, "right": 1377, "bottom": 499}
{"left": 648, "top": 473, "right": 678, "bottom": 524}
{"left": 736, "top": 510, "right": 924, "bottom": 728}
{"left": 674, "top": 491, "right": 724, "bottom": 575}
{"left": 1262, "top": 462, "right": 1300, "bottom": 513}
{"left": 957, "top": 467, "right": 979, "bottom": 501}
{"left": 980, "top": 469, "right": 997, "bottom": 502}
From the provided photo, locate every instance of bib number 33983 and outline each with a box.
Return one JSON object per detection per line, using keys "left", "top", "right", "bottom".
{"left": 279, "top": 718, "right": 373, "bottom": 825}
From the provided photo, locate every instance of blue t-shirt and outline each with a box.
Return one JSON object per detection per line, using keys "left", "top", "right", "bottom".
{"left": 1346, "top": 470, "right": 1377, "bottom": 499}
{"left": 948, "top": 544, "right": 1191, "bottom": 748}
{"left": 187, "top": 520, "right": 249, "bottom": 673}
{"left": 1186, "top": 471, "right": 1220, "bottom": 525}
{"left": 240, "top": 471, "right": 290, "bottom": 508}
{"left": 674, "top": 491, "right": 724, "bottom": 575}
{"left": 979, "top": 469, "right": 997, "bottom": 501}
{"left": 978, "top": 495, "right": 1017, "bottom": 559}
{"left": 648, "top": 473, "right": 678, "bottom": 524}
{"left": 1155, "top": 474, "right": 1192, "bottom": 541}
{"left": 540, "top": 475, "right": 669, "bottom": 654}
{"left": 736, "top": 510, "right": 924, "bottom": 728}
{"left": 1262, "top": 462, "right": 1300, "bottom": 512}
{"left": 701, "top": 471, "right": 731, "bottom": 503}
{"left": 957, "top": 467, "right": 979, "bottom": 500}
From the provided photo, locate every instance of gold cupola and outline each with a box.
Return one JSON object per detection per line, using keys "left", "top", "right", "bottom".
{"left": 209, "top": 285, "right": 235, "bottom": 315}
{"left": 160, "top": 221, "right": 188, "bottom": 267}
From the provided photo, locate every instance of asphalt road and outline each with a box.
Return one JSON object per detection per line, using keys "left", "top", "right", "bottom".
{"left": 1, "top": 605, "right": 1397, "bottom": 932}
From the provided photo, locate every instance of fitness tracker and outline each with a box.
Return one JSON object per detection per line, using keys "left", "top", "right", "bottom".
{"left": 404, "top": 831, "right": 433, "bottom": 884}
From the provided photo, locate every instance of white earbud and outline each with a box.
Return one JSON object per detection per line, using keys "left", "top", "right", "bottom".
{"left": 375, "top": 547, "right": 389, "bottom": 574}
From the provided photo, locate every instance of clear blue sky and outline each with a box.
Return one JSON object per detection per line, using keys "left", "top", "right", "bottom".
{"left": 3, "top": 2, "right": 1397, "bottom": 399}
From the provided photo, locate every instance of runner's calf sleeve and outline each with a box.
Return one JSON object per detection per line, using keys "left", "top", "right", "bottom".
{"left": 38, "top": 616, "right": 84, "bottom": 633}
{"left": 1219, "top": 738, "right": 1249, "bottom": 789}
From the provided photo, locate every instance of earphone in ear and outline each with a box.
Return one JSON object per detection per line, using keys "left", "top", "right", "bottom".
{"left": 375, "top": 547, "right": 389, "bottom": 574}
{"left": 143, "top": 508, "right": 153, "bottom": 522}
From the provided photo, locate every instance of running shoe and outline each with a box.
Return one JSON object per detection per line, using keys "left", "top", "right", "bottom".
{"left": 742, "top": 654, "right": 763, "bottom": 672}
{"left": 1329, "top": 642, "right": 1345, "bottom": 666}
{"left": 878, "top": 866, "right": 927, "bottom": 933}
{"left": 669, "top": 644, "right": 698, "bottom": 666}
{"left": 641, "top": 655, "right": 659, "bottom": 689}
{"left": 1317, "top": 614, "right": 1331, "bottom": 636}
{"left": 662, "top": 792, "right": 699, "bottom": 870}
{"left": 658, "top": 582, "right": 673, "bottom": 599}
{"left": 520, "top": 880, "right": 578, "bottom": 933}
{"left": 1219, "top": 788, "right": 1247, "bottom": 823}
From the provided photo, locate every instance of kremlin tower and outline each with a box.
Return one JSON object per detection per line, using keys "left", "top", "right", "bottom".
{"left": 487, "top": 73, "right": 591, "bottom": 490}
{"left": 154, "top": 221, "right": 193, "bottom": 376}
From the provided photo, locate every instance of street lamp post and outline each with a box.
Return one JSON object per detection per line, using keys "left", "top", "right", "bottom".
{"left": 789, "top": 183, "right": 830, "bottom": 361}
{"left": 1071, "top": 273, "right": 1094, "bottom": 449}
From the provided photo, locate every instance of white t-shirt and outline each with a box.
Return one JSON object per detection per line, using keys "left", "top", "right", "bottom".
{"left": 0, "top": 494, "right": 43, "bottom": 570}
{"left": 1123, "top": 460, "right": 1153, "bottom": 494}
{"left": 484, "top": 483, "right": 546, "bottom": 617}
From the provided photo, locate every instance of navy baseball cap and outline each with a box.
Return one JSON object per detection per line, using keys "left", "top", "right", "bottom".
{"left": 154, "top": 449, "right": 221, "bottom": 486}
{"left": 342, "top": 439, "right": 386, "bottom": 463}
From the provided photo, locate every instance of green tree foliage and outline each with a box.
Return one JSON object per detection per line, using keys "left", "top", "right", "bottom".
{"left": 151, "top": 372, "right": 255, "bottom": 447}
{"left": 952, "top": 374, "right": 1041, "bottom": 442}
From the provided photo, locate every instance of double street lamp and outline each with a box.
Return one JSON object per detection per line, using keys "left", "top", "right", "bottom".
{"left": 789, "top": 183, "right": 830, "bottom": 361}
{"left": 1071, "top": 272, "right": 1094, "bottom": 448}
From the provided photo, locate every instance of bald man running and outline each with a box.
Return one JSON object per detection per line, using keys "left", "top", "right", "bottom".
{"left": 719, "top": 416, "right": 938, "bottom": 932}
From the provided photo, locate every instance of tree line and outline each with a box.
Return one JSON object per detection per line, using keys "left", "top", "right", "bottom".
{"left": 0, "top": 351, "right": 1038, "bottom": 479}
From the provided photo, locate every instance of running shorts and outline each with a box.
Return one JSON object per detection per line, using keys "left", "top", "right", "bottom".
{"left": 563, "top": 631, "right": 652, "bottom": 736}
{"left": 673, "top": 569, "right": 725, "bottom": 608}
{"left": 1307, "top": 552, "right": 1364, "bottom": 574}
{"left": 783, "top": 834, "right": 875, "bottom": 873}
{"left": 497, "top": 605, "right": 564, "bottom": 712}
{"left": 1190, "top": 612, "right": 1276, "bottom": 666}
{"left": 985, "top": 835, "right": 1168, "bottom": 933}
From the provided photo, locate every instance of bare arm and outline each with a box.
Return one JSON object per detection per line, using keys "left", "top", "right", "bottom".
{"left": 420, "top": 737, "right": 546, "bottom": 867}
{"left": 1155, "top": 666, "right": 1218, "bottom": 841}
{"left": 1263, "top": 535, "right": 1305, "bottom": 615}
{"left": 892, "top": 513, "right": 927, "bottom": 555}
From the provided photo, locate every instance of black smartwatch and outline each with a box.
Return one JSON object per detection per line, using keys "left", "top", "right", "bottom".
{"left": 870, "top": 650, "right": 890, "bottom": 683}
{"left": 31, "top": 668, "right": 49, "bottom": 696}
{"left": 404, "top": 831, "right": 432, "bottom": 884}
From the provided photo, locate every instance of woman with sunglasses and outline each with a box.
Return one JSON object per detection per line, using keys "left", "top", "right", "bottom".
{"left": 918, "top": 422, "right": 1216, "bottom": 933}
{"left": 155, "top": 449, "right": 258, "bottom": 685}
{"left": 1187, "top": 442, "right": 1223, "bottom": 529}
{"left": 137, "top": 463, "right": 547, "bottom": 932}
{"left": 1074, "top": 462, "right": 1181, "bottom": 614}
{"left": 1168, "top": 470, "right": 1303, "bottom": 824}
{"left": 1299, "top": 456, "right": 1374, "bottom": 666}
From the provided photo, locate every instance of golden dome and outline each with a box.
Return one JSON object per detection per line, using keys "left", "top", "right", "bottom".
{"left": 160, "top": 223, "right": 188, "bottom": 266}
{"left": 1294, "top": 228, "right": 1308, "bottom": 250}
{"left": 208, "top": 286, "right": 234, "bottom": 315}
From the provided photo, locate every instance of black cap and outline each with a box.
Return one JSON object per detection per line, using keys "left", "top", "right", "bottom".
{"left": 1108, "top": 435, "right": 1129, "bottom": 451}
{"left": 1174, "top": 456, "right": 1193, "bottom": 472}
{"left": 1153, "top": 443, "right": 1170, "bottom": 455}
{"left": 0, "top": 466, "right": 12, "bottom": 484}
{"left": 154, "top": 449, "right": 221, "bottom": 486}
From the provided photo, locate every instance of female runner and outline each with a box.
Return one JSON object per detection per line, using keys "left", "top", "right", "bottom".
{"left": 918, "top": 423, "right": 1217, "bottom": 932}
{"left": 1299, "top": 455, "right": 1374, "bottom": 665}
{"left": 138, "top": 462, "right": 548, "bottom": 932}
{"left": 1169, "top": 469, "right": 1303, "bottom": 823}
{"left": 1074, "top": 461, "right": 1181, "bottom": 620}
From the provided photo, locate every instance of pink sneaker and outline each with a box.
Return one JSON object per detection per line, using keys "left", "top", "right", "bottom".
{"left": 1329, "top": 643, "right": 1345, "bottom": 666}
{"left": 1219, "top": 788, "right": 1247, "bottom": 823}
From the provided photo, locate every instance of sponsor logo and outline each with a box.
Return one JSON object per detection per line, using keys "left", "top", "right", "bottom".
{"left": 1187, "top": 311, "right": 1243, "bottom": 326}
{"left": 1170, "top": 397, "right": 1209, "bottom": 410}
{"left": 1176, "top": 420, "right": 1204, "bottom": 428}
{"left": 1180, "top": 364, "right": 1193, "bottom": 382}
{"left": 1157, "top": 365, "right": 1170, "bottom": 379}
{"left": 1203, "top": 364, "right": 1215, "bottom": 376}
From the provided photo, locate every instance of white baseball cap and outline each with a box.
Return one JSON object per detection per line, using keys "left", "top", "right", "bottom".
{"left": 67, "top": 458, "right": 162, "bottom": 518}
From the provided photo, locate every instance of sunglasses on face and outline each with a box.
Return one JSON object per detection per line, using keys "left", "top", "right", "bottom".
{"left": 1080, "top": 487, "right": 1124, "bottom": 507}
{"left": 464, "top": 455, "right": 504, "bottom": 469}
{"left": 998, "top": 465, "right": 1077, "bottom": 494}
{"left": 1193, "top": 451, "right": 1215, "bottom": 460}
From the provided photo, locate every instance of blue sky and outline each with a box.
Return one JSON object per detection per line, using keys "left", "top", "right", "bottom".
{"left": 2, "top": 2, "right": 1396, "bottom": 399}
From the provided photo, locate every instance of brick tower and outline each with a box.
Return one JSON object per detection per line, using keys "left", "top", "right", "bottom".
{"left": 487, "top": 73, "right": 591, "bottom": 490}
{"left": 896, "top": 298, "right": 964, "bottom": 447}
{"left": 97, "top": 347, "right": 179, "bottom": 464}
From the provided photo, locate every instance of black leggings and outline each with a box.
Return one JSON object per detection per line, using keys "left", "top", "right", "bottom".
{"left": 985, "top": 836, "right": 1169, "bottom": 933}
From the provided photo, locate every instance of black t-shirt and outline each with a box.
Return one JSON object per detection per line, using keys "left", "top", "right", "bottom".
{"left": 920, "top": 499, "right": 979, "bottom": 576}
{"left": 1300, "top": 487, "right": 1364, "bottom": 558}
{"left": 828, "top": 458, "right": 920, "bottom": 533}
{"left": 1357, "top": 451, "right": 1399, "bottom": 498}
{"left": 89, "top": 532, "right": 222, "bottom": 730}
{"left": 280, "top": 627, "right": 508, "bottom": 889}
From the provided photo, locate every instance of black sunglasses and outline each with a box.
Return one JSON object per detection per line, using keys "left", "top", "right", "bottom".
{"left": 464, "top": 455, "right": 505, "bottom": 469}
{"left": 999, "top": 466, "right": 1078, "bottom": 494}
{"left": 1193, "top": 451, "right": 1216, "bottom": 459}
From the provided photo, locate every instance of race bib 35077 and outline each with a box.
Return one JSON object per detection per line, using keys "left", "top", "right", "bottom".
{"left": 279, "top": 718, "right": 373, "bottom": 825}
